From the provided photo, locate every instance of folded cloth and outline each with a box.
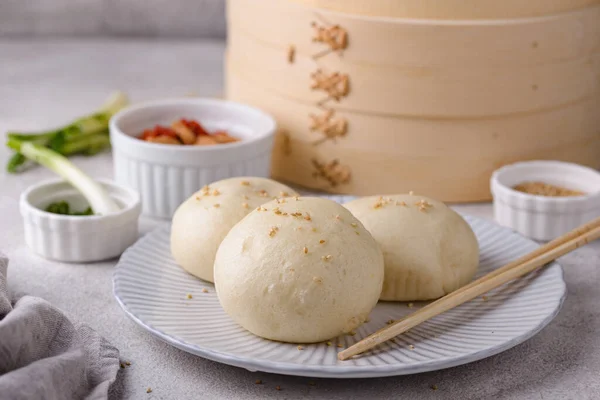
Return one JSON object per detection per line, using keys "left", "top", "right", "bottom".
{"left": 0, "top": 253, "right": 120, "bottom": 400}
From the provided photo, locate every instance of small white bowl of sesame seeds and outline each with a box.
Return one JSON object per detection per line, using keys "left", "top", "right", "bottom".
{"left": 110, "top": 98, "right": 276, "bottom": 219}
{"left": 491, "top": 160, "right": 600, "bottom": 241}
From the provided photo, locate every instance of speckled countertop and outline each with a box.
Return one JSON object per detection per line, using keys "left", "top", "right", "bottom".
{"left": 1, "top": 38, "right": 599, "bottom": 400}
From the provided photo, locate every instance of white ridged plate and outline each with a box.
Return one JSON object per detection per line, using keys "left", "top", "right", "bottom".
{"left": 113, "top": 214, "right": 566, "bottom": 378}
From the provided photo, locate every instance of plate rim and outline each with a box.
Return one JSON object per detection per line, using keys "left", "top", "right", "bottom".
{"left": 113, "top": 216, "right": 566, "bottom": 378}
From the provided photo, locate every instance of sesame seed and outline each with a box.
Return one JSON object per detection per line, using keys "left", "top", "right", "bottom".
{"left": 212, "top": 189, "right": 220, "bottom": 196}
{"left": 282, "top": 212, "right": 288, "bottom": 216}
{"left": 373, "top": 202, "right": 383, "bottom": 209}
{"left": 396, "top": 201, "right": 407, "bottom": 206}
{"left": 304, "top": 213, "right": 312, "bottom": 221}
{"left": 326, "top": 341, "right": 332, "bottom": 346}
{"left": 255, "top": 380, "right": 262, "bottom": 384}
{"left": 303, "top": 247, "right": 308, "bottom": 254}
{"left": 146, "top": 388, "right": 152, "bottom": 393}
{"left": 319, "top": 239, "right": 326, "bottom": 244}
{"left": 274, "top": 210, "right": 282, "bottom": 215}
{"left": 202, "top": 288, "right": 208, "bottom": 293}
{"left": 275, "top": 386, "right": 282, "bottom": 391}
{"left": 202, "top": 185, "right": 209, "bottom": 191}
{"left": 269, "top": 227, "right": 279, "bottom": 237}
{"left": 242, "top": 203, "right": 249, "bottom": 209}
{"left": 213, "top": 204, "right": 220, "bottom": 208}
{"left": 258, "top": 190, "right": 269, "bottom": 197}
{"left": 350, "top": 222, "right": 357, "bottom": 227}
{"left": 355, "top": 231, "right": 360, "bottom": 235}
{"left": 312, "top": 227, "right": 318, "bottom": 232}
{"left": 120, "top": 363, "right": 125, "bottom": 369}
{"left": 313, "top": 276, "right": 323, "bottom": 283}
{"left": 280, "top": 191, "right": 289, "bottom": 197}
{"left": 295, "top": 196, "right": 300, "bottom": 201}
{"left": 409, "top": 345, "right": 415, "bottom": 350}
{"left": 482, "top": 295, "right": 489, "bottom": 302}
{"left": 297, "top": 345, "right": 304, "bottom": 350}
{"left": 431, "top": 384, "right": 438, "bottom": 391}
{"left": 322, "top": 255, "right": 332, "bottom": 262}
{"left": 386, "top": 319, "right": 395, "bottom": 325}
{"left": 186, "top": 293, "right": 193, "bottom": 299}
{"left": 335, "top": 214, "right": 342, "bottom": 220}
{"left": 125, "top": 361, "right": 131, "bottom": 366}
{"left": 337, "top": 344, "right": 344, "bottom": 348}
{"left": 195, "top": 196, "right": 201, "bottom": 200}
{"left": 241, "top": 181, "right": 250, "bottom": 186}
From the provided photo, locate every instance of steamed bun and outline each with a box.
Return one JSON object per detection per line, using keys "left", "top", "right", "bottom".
{"left": 214, "top": 197, "right": 384, "bottom": 343}
{"left": 345, "top": 194, "right": 479, "bottom": 301}
{"left": 170, "top": 177, "right": 298, "bottom": 282}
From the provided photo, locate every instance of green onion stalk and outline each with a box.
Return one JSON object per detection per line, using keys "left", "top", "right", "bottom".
{"left": 5, "top": 91, "right": 128, "bottom": 173}
{"left": 5, "top": 91, "right": 128, "bottom": 215}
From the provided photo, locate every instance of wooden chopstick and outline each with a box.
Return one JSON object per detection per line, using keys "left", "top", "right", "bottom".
{"left": 338, "top": 217, "right": 600, "bottom": 361}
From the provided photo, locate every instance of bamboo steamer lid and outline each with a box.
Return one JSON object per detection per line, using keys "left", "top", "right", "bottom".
{"left": 229, "top": 0, "right": 600, "bottom": 68}
{"left": 228, "top": 29, "right": 600, "bottom": 117}
{"left": 226, "top": 71, "right": 600, "bottom": 201}
{"left": 288, "top": 0, "right": 600, "bottom": 19}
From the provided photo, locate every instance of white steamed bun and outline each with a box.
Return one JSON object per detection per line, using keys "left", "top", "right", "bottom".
{"left": 214, "top": 197, "right": 384, "bottom": 343}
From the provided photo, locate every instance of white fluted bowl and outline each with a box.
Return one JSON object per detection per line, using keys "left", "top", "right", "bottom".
{"left": 491, "top": 160, "right": 600, "bottom": 241}
{"left": 110, "top": 98, "right": 276, "bottom": 218}
{"left": 20, "top": 178, "right": 141, "bottom": 262}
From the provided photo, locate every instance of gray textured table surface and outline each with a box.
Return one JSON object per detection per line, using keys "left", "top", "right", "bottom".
{"left": 1, "top": 38, "right": 599, "bottom": 400}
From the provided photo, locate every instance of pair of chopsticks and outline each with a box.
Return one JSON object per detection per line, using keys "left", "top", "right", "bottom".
{"left": 338, "top": 216, "right": 600, "bottom": 361}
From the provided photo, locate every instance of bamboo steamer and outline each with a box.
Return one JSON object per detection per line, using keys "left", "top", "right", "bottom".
{"left": 288, "top": 0, "right": 600, "bottom": 19}
{"left": 227, "top": 72, "right": 600, "bottom": 201}
{"left": 225, "top": 0, "right": 600, "bottom": 201}
{"left": 228, "top": 29, "right": 600, "bottom": 117}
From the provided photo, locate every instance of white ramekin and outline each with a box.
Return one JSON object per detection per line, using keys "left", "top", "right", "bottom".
{"left": 109, "top": 98, "right": 276, "bottom": 218}
{"left": 491, "top": 161, "right": 600, "bottom": 241}
{"left": 20, "top": 179, "right": 141, "bottom": 262}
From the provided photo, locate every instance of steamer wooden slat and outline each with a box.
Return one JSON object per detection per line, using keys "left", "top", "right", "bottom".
{"left": 288, "top": 0, "right": 600, "bottom": 19}
{"left": 227, "top": 72, "right": 600, "bottom": 200}
{"left": 228, "top": 30, "right": 600, "bottom": 117}
{"left": 228, "top": 0, "right": 600, "bottom": 67}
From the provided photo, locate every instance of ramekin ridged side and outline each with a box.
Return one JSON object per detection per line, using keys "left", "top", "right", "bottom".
{"left": 20, "top": 179, "right": 141, "bottom": 262}
{"left": 491, "top": 161, "right": 600, "bottom": 241}
{"left": 109, "top": 98, "right": 276, "bottom": 219}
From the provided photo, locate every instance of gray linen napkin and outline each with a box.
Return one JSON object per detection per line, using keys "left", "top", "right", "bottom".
{"left": 0, "top": 253, "right": 120, "bottom": 400}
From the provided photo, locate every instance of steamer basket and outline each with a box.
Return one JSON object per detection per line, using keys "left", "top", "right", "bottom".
{"left": 228, "top": 30, "right": 599, "bottom": 117}
{"left": 227, "top": 73, "right": 600, "bottom": 201}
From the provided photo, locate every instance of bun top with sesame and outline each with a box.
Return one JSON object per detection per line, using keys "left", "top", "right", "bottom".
{"left": 345, "top": 193, "right": 479, "bottom": 301}
{"left": 170, "top": 177, "right": 298, "bottom": 283}
{"left": 214, "top": 197, "right": 384, "bottom": 343}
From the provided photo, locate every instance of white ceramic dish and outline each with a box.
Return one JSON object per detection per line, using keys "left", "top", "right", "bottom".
{"left": 113, "top": 214, "right": 565, "bottom": 378}
{"left": 21, "top": 178, "right": 141, "bottom": 262}
{"left": 491, "top": 160, "right": 600, "bottom": 241}
{"left": 110, "top": 98, "right": 276, "bottom": 219}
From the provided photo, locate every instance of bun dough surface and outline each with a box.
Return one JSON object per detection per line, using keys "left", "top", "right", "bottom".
{"left": 214, "top": 197, "right": 384, "bottom": 343}
{"left": 170, "top": 177, "right": 298, "bottom": 282}
{"left": 345, "top": 194, "right": 479, "bottom": 301}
